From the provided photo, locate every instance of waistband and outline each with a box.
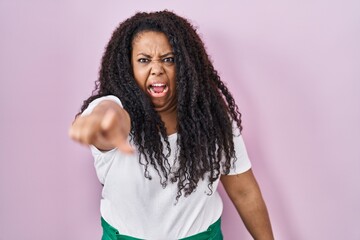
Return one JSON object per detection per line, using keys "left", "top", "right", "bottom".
{"left": 101, "top": 217, "right": 223, "bottom": 240}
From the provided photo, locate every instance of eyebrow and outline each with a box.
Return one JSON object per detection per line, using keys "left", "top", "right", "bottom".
{"left": 136, "top": 52, "right": 175, "bottom": 58}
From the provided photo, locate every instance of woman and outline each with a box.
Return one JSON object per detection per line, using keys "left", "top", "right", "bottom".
{"left": 69, "top": 10, "right": 274, "bottom": 240}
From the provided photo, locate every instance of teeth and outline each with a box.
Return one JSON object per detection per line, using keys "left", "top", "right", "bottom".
{"left": 151, "top": 83, "right": 165, "bottom": 87}
{"left": 148, "top": 83, "right": 168, "bottom": 94}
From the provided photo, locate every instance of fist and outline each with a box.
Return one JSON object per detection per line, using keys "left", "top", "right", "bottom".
{"left": 69, "top": 102, "right": 134, "bottom": 154}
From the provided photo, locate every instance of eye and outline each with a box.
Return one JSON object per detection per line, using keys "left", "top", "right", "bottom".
{"left": 163, "top": 57, "right": 175, "bottom": 63}
{"left": 138, "top": 58, "right": 150, "bottom": 63}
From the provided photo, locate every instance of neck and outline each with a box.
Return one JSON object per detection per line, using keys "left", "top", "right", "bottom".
{"left": 157, "top": 104, "right": 177, "bottom": 135}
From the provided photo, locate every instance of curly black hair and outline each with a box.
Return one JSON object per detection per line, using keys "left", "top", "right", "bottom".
{"left": 80, "top": 10, "right": 243, "bottom": 200}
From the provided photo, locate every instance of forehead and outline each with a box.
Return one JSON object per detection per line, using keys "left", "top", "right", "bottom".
{"left": 132, "top": 31, "right": 172, "bottom": 51}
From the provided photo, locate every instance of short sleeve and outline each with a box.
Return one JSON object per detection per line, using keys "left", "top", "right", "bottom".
{"left": 81, "top": 95, "right": 123, "bottom": 116}
{"left": 82, "top": 95, "right": 124, "bottom": 184}
{"left": 90, "top": 146, "right": 119, "bottom": 184}
{"left": 223, "top": 124, "right": 252, "bottom": 175}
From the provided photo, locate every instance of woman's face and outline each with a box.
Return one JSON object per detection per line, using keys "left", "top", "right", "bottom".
{"left": 131, "top": 31, "right": 177, "bottom": 113}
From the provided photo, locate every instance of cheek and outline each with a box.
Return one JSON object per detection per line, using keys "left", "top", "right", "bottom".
{"left": 133, "top": 67, "right": 147, "bottom": 89}
{"left": 169, "top": 68, "right": 176, "bottom": 87}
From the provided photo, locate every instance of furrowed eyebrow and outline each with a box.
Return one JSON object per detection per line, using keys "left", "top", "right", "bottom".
{"left": 136, "top": 52, "right": 174, "bottom": 58}
{"left": 160, "top": 52, "right": 175, "bottom": 58}
{"left": 137, "top": 53, "right": 152, "bottom": 58}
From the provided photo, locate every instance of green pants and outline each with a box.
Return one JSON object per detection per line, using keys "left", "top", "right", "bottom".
{"left": 101, "top": 217, "right": 223, "bottom": 240}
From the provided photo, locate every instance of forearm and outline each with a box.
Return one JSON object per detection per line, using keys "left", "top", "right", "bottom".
{"left": 234, "top": 189, "right": 274, "bottom": 240}
{"left": 221, "top": 170, "right": 274, "bottom": 239}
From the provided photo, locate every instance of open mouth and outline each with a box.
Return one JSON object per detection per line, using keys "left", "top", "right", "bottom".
{"left": 148, "top": 83, "right": 168, "bottom": 95}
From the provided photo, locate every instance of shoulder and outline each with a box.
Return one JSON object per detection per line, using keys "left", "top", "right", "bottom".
{"left": 82, "top": 95, "right": 123, "bottom": 116}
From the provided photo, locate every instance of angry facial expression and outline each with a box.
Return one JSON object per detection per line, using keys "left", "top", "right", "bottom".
{"left": 131, "top": 31, "right": 177, "bottom": 113}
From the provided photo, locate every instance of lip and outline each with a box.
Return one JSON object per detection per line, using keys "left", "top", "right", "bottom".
{"left": 146, "top": 81, "right": 169, "bottom": 98}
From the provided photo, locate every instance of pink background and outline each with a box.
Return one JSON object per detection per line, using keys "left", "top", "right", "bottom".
{"left": 1, "top": 1, "right": 359, "bottom": 239}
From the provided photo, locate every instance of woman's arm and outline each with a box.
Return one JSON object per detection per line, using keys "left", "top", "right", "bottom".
{"left": 221, "top": 169, "right": 274, "bottom": 239}
{"left": 69, "top": 100, "right": 133, "bottom": 153}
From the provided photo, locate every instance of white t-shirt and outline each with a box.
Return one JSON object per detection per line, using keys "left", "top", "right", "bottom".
{"left": 82, "top": 95, "right": 251, "bottom": 239}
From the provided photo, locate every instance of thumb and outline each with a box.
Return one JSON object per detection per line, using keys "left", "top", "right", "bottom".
{"left": 101, "top": 108, "right": 118, "bottom": 131}
{"left": 101, "top": 109, "right": 135, "bottom": 154}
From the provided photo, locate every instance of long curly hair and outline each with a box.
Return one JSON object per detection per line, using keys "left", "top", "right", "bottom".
{"left": 80, "top": 10, "right": 243, "bottom": 200}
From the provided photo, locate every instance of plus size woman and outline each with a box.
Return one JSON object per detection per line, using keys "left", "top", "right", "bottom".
{"left": 69, "top": 10, "right": 274, "bottom": 240}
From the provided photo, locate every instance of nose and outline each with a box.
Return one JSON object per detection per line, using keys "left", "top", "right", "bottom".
{"left": 150, "top": 60, "right": 164, "bottom": 76}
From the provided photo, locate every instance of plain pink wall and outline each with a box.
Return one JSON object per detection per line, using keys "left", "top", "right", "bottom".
{"left": 1, "top": 1, "right": 359, "bottom": 239}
